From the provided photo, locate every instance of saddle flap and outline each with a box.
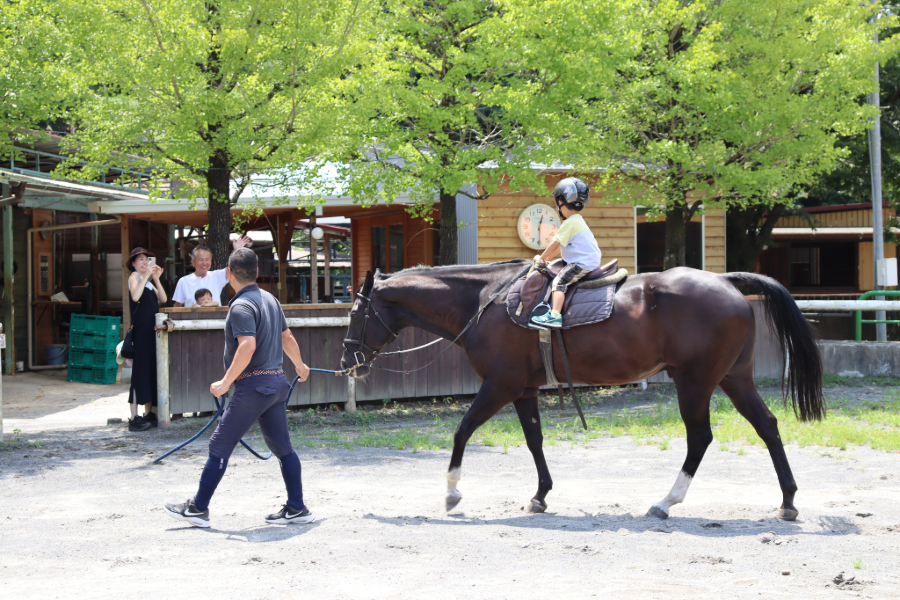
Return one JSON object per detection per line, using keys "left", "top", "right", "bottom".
{"left": 519, "top": 270, "right": 548, "bottom": 314}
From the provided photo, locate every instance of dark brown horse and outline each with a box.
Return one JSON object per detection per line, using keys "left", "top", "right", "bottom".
{"left": 340, "top": 260, "right": 823, "bottom": 521}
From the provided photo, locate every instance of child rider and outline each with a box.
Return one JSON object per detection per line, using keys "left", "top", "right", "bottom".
{"left": 530, "top": 177, "right": 602, "bottom": 329}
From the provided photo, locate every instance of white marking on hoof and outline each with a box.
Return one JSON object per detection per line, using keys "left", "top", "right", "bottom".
{"left": 446, "top": 467, "right": 462, "bottom": 511}
{"left": 528, "top": 499, "right": 547, "bottom": 513}
{"left": 778, "top": 508, "right": 799, "bottom": 521}
{"left": 649, "top": 471, "right": 692, "bottom": 519}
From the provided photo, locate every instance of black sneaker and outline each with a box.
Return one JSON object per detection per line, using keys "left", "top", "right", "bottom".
{"left": 265, "top": 504, "right": 315, "bottom": 525}
{"left": 144, "top": 412, "right": 158, "bottom": 427}
{"left": 128, "top": 415, "right": 151, "bottom": 432}
{"left": 163, "top": 499, "right": 210, "bottom": 528}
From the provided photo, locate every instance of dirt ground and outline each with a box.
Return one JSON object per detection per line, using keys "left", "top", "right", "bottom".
{"left": 1, "top": 373, "right": 899, "bottom": 599}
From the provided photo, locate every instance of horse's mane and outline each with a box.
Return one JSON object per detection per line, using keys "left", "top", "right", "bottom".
{"left": 377, "top": 259, "right": 527, "bottom": 280}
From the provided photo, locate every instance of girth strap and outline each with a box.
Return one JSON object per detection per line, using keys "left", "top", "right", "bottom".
{"left": 554, "top": 329, "right": 588, "bottom": 430}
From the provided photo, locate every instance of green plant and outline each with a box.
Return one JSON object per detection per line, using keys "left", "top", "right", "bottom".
{"left": 852, "top": 558, "right": 864, "bottom": 569}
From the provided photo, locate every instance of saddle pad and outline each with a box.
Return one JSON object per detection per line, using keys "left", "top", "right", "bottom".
{"left": 506, "top": 270, "right": 622, "bottom": 330}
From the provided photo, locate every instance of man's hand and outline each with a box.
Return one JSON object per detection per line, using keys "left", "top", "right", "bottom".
{"left": 232, "top": 234, "right": 251, "bottom": 250}
{"left": 295, "top": 362, "right": 310, "bottom": 382}
{"left": 210, "top": 379, "right": 231, "bottom": 398}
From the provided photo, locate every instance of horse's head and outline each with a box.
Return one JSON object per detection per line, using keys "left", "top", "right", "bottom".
{"left": 340, "top": 270, "right": 399, "bottom": 378}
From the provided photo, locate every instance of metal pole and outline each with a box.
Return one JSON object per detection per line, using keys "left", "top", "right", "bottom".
{"left": 868, "top": 4, "right": 887, "bottom": 341}
{"left": 4, "top": 203, "right": 15, "bottom": 375}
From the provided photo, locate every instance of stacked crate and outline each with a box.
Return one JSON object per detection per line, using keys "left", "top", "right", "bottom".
{"left": 67, "top": 315, "right": 122, "bottom": 384}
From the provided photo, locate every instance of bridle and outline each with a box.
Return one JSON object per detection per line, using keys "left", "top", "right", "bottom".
{"left": 341, "top": 263, "right": 532, "bottom": 375}
{"left": 342, "top": 284, "right": 400, "bottom": 372}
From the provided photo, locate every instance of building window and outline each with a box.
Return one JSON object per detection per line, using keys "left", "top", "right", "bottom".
{"left": 636, "top": 220, "right": 702, "bottom": 272}
{"left": 372, "top": 223, "right": 404, "bottom": 273}
{"left": 789, "top": 246, "right": 820, "bottom": 287}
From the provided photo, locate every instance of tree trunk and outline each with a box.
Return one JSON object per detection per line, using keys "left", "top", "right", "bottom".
{"left": 725, "top": 203, "right": 786, "bottom": 273}
{"left": 207, "top": 151, "right": 232, "bottom": 271}
{"left": 439, "top": 189, "right": 458, "bottom": 266}
{"left": 663, "top": 198, "right": 688, "bottom": 270}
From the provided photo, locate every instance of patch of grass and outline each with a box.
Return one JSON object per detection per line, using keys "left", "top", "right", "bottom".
{"left": 282, "top": 384, "right": 900, "bottom": 454}
{"left": 0, "top": 429, "right": 45, "bottom": 451}
{"left": 853, "top": 557, "right": 864, "bottom": 569}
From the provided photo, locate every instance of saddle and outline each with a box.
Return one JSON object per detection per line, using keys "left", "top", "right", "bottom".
{"left": 506, "top": 258, "right": 627, "bottom": 330}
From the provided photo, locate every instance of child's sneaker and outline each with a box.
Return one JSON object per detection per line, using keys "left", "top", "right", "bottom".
{"left": 531, "top": 311, "right": 563, "bottom": 328}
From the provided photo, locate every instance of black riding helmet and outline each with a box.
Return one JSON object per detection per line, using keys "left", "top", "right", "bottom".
{"left": 553, "top": 177, "right": 590, "bottom": 217}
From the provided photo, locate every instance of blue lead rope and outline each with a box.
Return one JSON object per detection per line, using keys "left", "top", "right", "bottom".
{"left": 151, "top": 374, "right": 308, "bottom": 464}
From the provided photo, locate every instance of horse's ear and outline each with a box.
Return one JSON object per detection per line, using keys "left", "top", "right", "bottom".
{"left": 363, "top": 270, "right": 374, "bottom": 293}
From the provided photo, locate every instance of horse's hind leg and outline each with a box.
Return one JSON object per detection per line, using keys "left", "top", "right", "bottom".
{"left": 718, "top": 373, "right": 799, "bottom": 521}
{"left": 446, "top": 382, "right": 514, "bottom": 511}
{"left": 513, "top": 390, "right": 552, "bottom": 513}
{"left": 648, "top": 371, "right": 716, "bottom": 519}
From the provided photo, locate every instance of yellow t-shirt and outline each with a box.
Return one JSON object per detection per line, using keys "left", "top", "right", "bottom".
{"left": 552, "top": 214, "right": 602, "bottom": 270}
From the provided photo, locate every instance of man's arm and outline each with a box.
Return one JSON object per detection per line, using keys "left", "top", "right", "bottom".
{"left": 210, "top": 335, "right": 256, "bottom": 397}
{"left": 282, "top": 329, "right": 309, "bottom": 382}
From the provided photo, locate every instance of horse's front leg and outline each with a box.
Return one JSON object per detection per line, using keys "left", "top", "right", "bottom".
{"left": 446, "top": 382, "right": 515, "bottom": 511}
{"left": 513, "top": 390, "right": 552, "bottom": 513}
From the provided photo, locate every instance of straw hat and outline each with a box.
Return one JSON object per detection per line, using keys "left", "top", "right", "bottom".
{"left": 126, "top": 247, "right": 155, "bottom": 271}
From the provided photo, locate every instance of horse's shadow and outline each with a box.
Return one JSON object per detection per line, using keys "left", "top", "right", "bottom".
{"left": 362, "top": 512, "right": 860, "bottom": 538}
{"left": 165, "top": 519, "right": 323, "bottom": 542}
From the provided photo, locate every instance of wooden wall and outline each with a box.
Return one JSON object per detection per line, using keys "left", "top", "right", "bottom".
{"left": 704, "top": 208, "right": 726, "bottom": 273}
{"left": 476, "top": 176, "right": 637, "bottom": 272}
{"left": 858, "top": 241, "right": 898, "bottom": 291}
{"left": 351, "top": 210, "right": 436, "bottom": 288}
{"left": 776, "top": 207, "right": 895, "bottom": 229}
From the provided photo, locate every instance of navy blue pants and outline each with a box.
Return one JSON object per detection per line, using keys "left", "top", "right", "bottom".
{"left": 208, "top": 372, "right": 295, "bottom": 460}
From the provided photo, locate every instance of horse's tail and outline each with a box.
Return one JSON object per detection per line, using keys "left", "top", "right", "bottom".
{"left": 724, "top": 272, "right": 824, "bottom": 422}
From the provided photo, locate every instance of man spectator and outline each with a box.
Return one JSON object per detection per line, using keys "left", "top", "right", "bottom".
{"left": 173, "top": 236, "right": 251, "bottom": 307}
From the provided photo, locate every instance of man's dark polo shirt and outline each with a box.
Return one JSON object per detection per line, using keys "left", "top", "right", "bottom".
{"left": 223, "top": 284, "right": 288, "bottom": 374}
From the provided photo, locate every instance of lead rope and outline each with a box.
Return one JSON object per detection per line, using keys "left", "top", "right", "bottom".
{"left": 555, "top": 328, "right": 588, "bottom": 430}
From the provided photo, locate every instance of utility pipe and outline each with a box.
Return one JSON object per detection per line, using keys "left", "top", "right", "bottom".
{"left": 27, "top": 216, "right": 122, "bottom": 370}
{"left": 794, "top": 300, "right": 900, "bottom": 312}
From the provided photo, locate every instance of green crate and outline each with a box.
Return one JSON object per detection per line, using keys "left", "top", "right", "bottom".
{"left": 90, "top": 364, "right": 119, "bottom": 384}
{"left": 70, "top": 330, "right": 120, "bottom": 351}
{"left": 69, "top": 347, "right": 117, "bottom": 367}
{"left": 70, "top": 314, "right": 121, "bottom": 336}
{"left": 66, "top": 364, "right": 93, "bottom": 383}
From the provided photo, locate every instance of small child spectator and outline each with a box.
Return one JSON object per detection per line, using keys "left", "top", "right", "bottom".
{"left": 194, "top": 288, "right": 219, "bottom": 307}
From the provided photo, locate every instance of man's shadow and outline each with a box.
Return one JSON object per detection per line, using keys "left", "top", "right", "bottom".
{"left": 165, "top": 519, "right": 323, "bottom": 542}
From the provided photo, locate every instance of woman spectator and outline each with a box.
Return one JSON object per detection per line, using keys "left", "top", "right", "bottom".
{"left": 126, "top": 248, "right": 167, "bottom": 432}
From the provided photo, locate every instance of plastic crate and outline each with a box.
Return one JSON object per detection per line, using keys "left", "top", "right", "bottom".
{"left": 66, "top": 364, "right": 93, "bottom": 383}
{"left": 70, "top": 330, "right": 120, "bottom": 351}
{"left": 90, "top": 364, "right": 119, "bottom": 384}
{"left": 69, "top": 347, "right": 117, "bottom": 367}
{"left": 70, "top": 314, "right": 121, "bottom": 337}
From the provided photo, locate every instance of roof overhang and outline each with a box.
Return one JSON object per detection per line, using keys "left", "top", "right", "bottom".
{"left": 0, "top": 169, "right": 148, "bottom": 202}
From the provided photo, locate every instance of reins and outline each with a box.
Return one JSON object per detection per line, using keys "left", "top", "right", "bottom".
{"left": 343, "top": 263, "right": 531, "bottom": 375}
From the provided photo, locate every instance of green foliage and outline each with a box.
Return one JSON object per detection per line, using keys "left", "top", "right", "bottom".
{"left": 540, "top": 0, "right": 900, "bottom": 267}
{"left": 51, "top": 0, "right": 376, "bottom": 265}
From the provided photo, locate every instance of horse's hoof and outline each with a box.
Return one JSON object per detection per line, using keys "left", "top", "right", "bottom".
{"left": 527, "top": 499, "right": 547, "bottom": 513}
{"left": 647, "top": 505, "right": 669, "bottom": 520}
{"left": 445, "top": 491, "right": 462, "bottom": 511}
{"left": 778, "top": 507, "right": 799, "bottom": 521}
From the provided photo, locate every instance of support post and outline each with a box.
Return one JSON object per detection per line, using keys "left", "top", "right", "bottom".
{"left": 310, "top": 215, "right": 318, "bottom": 304}
{"left": 167, "top": 224, "right": 176, "bottom": 283}
{"left": 323, "top": 234, "right": 331, "bottom": 301}
{"left": 3, "top": 202, "right": 15, "bottom": 375}
{"left": 121, "top": 218, "right": 131, "bottom": 335}
{"left": 155, "top": 312, "right": 170, "bottom": 427}
{"left": 90, "top": 213, "right": 100, "bottom": 315}
{"left": 346, "top": 376, "right": 357, "bottom": 413}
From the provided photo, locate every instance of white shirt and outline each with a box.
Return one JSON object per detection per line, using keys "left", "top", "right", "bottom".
{"left": 172, "top": 269, "right": 229, "bottom": 306}
{"left": 552, "top": 214, "right": 602, "bottom": 271}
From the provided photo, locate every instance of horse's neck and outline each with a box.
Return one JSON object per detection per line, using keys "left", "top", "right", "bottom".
{"left": 381, "top": 265, "right": 518, "bottom": 343}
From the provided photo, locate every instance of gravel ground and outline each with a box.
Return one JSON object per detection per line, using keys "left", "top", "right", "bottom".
{"left": 2, "top": 403, "right": 899, "bottom": 600}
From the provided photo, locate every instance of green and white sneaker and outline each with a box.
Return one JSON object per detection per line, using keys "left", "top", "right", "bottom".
{"left": 531, "top": 311, "right": 563, "bottom": 328}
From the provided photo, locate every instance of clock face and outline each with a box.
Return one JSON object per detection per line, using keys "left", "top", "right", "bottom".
{"left": 517, "top": 204, "right": 561, "bottom": 251}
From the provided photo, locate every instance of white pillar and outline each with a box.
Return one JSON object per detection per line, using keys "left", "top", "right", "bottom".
{"left": 346, "top": 377, "right": 357, "bottom": 413}
{"left": 155, "top": 312, "right": 170, "bottom": 427}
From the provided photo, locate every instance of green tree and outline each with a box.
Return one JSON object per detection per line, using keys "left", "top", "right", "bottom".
{"left": 1, "top": 1, "right": 80, "bottom": 158}
{"left": 55, "top": 0, "right": 373, "bottom": 268}
{"left": 346, "top": 0, "right": 623, "bottom": 265}
{"left": 550, "top": 0, "right": 899, "bottom": 270}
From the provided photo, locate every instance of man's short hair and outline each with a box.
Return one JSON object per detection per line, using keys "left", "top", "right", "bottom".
{"left": 228, "top": 248, "right": 257, "bottom": 283}
{"left": 194, "top": 288, "right": 212, "bottom": 301}
{"left": 191, "top": 245, "right": 212, "bottom": 260}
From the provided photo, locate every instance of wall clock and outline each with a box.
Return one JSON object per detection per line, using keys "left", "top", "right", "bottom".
{"left": 516, "top": 204, "right": 561, "bottom": 250}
